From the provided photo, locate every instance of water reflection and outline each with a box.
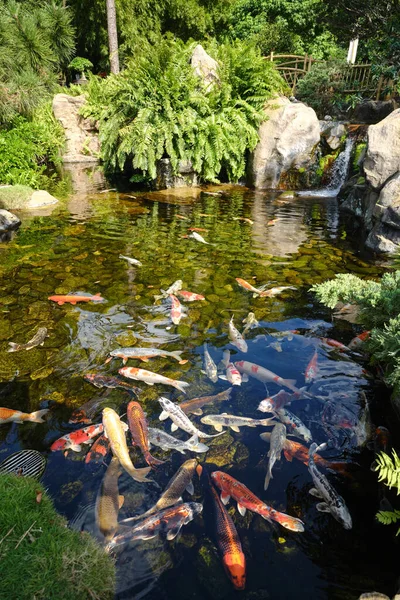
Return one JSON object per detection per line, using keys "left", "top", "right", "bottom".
{"left": 0, "top": 187, "right": 394, "bottom": 600}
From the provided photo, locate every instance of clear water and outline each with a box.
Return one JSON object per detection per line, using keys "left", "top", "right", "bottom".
{"left": 0, "top": 184, "right": 396, "bottom": 600}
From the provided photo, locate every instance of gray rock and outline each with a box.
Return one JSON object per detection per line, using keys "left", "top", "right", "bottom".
{"left": 319, "top": 121, "right": 347, "bottom": 150}
{"left": 352, "top": 99, "right": 396, "bottom": 124}
{"left": 248, "top": 96, "right": 320, "bottom": 189}
{"left": 341, "top": 187, "right": 378, "bottom": 229}
{"left": 190, "top": 45, "right": 219, "bottom": 92}
{"left": 364, "top": 109, "right": 400, "bottom": 190}
{"left": 155, "top": 158, "right": 198, "bottom": 190}
{"left": 373, "top": 172, "right": 400, "bottom": 229}
{"left": 52, "top": 93, "right": 100, "bottom": 163}
{"left": 365, "top": 222, "right": 400, "bottom": 253}
{"left": 0, "top": 209, "right": 21, "bottom": 232}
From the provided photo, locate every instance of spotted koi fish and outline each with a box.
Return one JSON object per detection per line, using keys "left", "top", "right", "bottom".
{"left": 211, "top": 471, "right": 304, "bottom": 532}
{"left": 170, "top": 294, "right": 184, "bottom": 325}
{"left": 85, "top": 434, "right": 110, "bottom": 466}
{"left": 305, "top": 350, "right": 319, "bottom": 383}
{"left": 50, "top": 423, "right": 103, "bottom": 452}
{"left": 177, "top": 290, "right": 205, "bottom": 301}
{"left": 127, "top": 401, "right": 164, "bottom": 468}
{"left": 235, "top": 360, "right": 300, "bottom": 393}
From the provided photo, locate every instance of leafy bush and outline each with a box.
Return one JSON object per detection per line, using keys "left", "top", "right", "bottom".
{"left": 0, "top": 474, "right": 115, "bottom": 599}
{"left": 0, "top": 103, "right": 65, "bottom": 188}
{"left": 296, "top": 60, "right": 346, "bottom": 117}
{"left": 0, "top": 0, "right": 75, "bottom": 124}
{"left": 82, "top": 38, "right": 287, "bottom": 182}
{"left": 311, "top": 271, "right": 400, "bottom": 388}
{"left": 374, "top": 451, "right": 400, "bottom": 535}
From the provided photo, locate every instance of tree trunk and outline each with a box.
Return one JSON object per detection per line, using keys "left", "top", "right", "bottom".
{"left": 106, "top": 0, "right": 120, "bottom": 74}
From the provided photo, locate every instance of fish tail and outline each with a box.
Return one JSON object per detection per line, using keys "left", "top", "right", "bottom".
{"left": 264, "top": 468, "right": 272, "bottom": 491}
{"left": 120, "top": 506, "right": 156, "bottom": 523}
{"left": 144, "top": 452, "right": 165, "bottom": 468}
{"left": 260, "top": 418, "right": 276, "bottom": 426}
{"left": 29, "top": 409, "right": 49, "bottom": 423}
{"left": 172, "top": 380, "right": 190, "bottom": 394}
{"left": 170, "top": 351, "right": 184, "bottom": 362}
{"left": 128, "top": 464, "right": 153, "bottom": 483}
{"left": 7, "top": 342, "right": 20, "bottom": 352}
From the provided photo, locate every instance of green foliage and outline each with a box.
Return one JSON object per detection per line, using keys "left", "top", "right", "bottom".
{"left": 0, "top": 473, "right": 115, "bottom": 599}
{"left": 374, "top": 451, "right": 400, "bottom": 535}
{"left": 296, "top": 60, "right": 346, "bottom": 118}
{"left": 0, "top": 102, "right": 65, "bottom": 188}
{"left": 0, "top": 0, "right": 75, "bottom": 123}
{"left": 352, "top": 142, "right": 366, "bottom": 171}
{"left": 68, "top": 56, "right": 94, "bottom": 74}
{"left": 83, "top": 38, "right": 286, "bottom": 182}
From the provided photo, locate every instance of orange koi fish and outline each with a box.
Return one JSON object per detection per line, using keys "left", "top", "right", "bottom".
{"left": 321, "top": 338, "right": 349, "bottom": 351}
{"left": 50, "top": 424, "right": 103, "bottom": 452}
{"left": 170, "top": 294, "right": 184, "bottom": 325}
{"left": 127, "top": 401, "right": 164, "bottom": 468}
{"left": 211, "top": 471, "right": 304, "bottom": 533}
{"left": 48, "top": 293, "right": 103, "bottom": 306}
{"left": 235, "top": 278, "right": 262, "bottom": 294}
{"left": 305, "top": 350, "right": 319, "bottom": 383}
{"left": 176, "top": 290, "right": 205, "bottom": 302}
{"left": 200, "top": 466, "right": 246, "bottom": 590}
{"left": 85, "top": 434, "right": 110, "bottom": 465}
{"left": 348, "top": 330, "right": 370, "bottom": 350}
{"left": 0, "top": 407, "right": 49, "bottom": 425}
{"left": 188, "top": 227, "right": 208, "bottom": 233}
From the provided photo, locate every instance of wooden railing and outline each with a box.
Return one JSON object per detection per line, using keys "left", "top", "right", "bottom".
{"left": 267, "top": 53, "right": 385, "bottom": 99}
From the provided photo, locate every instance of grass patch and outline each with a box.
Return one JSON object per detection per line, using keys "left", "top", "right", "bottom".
{"left": 0, "top": 185, "right": 33, "bottom": 209}
{"left": 0, "top": 474, "right": 115, "bottom": 600}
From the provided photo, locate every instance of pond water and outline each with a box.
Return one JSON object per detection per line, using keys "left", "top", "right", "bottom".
{"left": 0, "top": 184, "right": 396, "bottom": 600}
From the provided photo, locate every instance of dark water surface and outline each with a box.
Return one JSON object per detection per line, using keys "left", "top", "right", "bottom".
{"left": 0, "top": 185, "right": 396, "bottom": 599}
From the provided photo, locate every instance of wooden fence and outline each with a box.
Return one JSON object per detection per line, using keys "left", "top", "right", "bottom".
{"left": 267, "top": 53, "right": 385, "bottom": 99}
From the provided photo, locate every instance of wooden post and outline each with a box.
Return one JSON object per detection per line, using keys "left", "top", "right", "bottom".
{"left": 375, "top": 75, "right": 384, "bottom": 101}
{"left": 270, "top": 52, "right": 274, "bottom": 62}
{"left": 106, "top": 0, "right": 120, "bottom": 74}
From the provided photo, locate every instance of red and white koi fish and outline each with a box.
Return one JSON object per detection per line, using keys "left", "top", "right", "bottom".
{"left": 85, "top": 434, "right": 110, "bottom": 465}
{"left": 229, "top": 317, "right": 248, "bottom": 353}
{"left": 0, "top": 408, "right": 49, "bottom": 425}
{"left": 348, "top": 330, "right": 370, "bottom": 350}
{"left": 235, "top": 278, "right": 263, "bottom": 295}
{"left": 48, "top": 293, "right": 103, "bottom": 305}
{"left": 211, "top": 471, "right": 304, "bottom": 532}
{"left": 273, "top": 407, "right": 312, "bottom": 443}
{"left": 234, "top": 360, "right": 300, "bottom": 393}
{"left": 170, "top": 294, "right": 184, "bottom": 325}
{"left": 50, "top": 423, "right": 103, "bottom": 452}
{"left": 119, "top": 366, "right": 190, "bottom": 394}
{"left": 257, "top": 390, "right": 294, "bottom": 413}
{"left": 305, "top": 350, "right": 319, "bottom": 383}
{"left": 226, "top": 363, "right": 242, "bottom": 386}
{"left": 321, "top": 338, "right": 349, "bottom": 352}
{"left": 176, "top": 290, "right": 205, "bottom": 301}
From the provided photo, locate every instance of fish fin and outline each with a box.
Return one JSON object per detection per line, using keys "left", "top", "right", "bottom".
{"left": 309, "top": 488, "right": 323, "bottom": 498}
{"left": 230, "top": 425, "right": 240, "bottom": 433}
{"left": 283, "top": 449, "right": 293, "bottom": 462}
{"left": 285, "top": 379, "right": 297, "bottom": 386}
{"left": 200, "top": 370, "right": 207, "bottom": 375}
{"left": 237, "top": 503, "right": 246, "bottom": 517}
{"left": 173, "top": 381, "right": 190, "bottom": 394}
{"left": 130, "top": 466, "right": 152, "bottom": 483}
{"left": 171, "top": 351, "right": 183, "bottom": 361}
{"left": 69, "top": 444, "right": 82, "bottom": 452}
{"left": 144, "top": 382, "right": 154, "bottom": 386}
{"left": 122, "top": 358, "right": 128, "bottom": 365}
{"left": 221, "top": 493, "right": 230, "bottom": 505}
{"left": 213, "top": 424, "right": 223, "bottom": 433}
{"left": 57, "top": 301, "right": 64, "bottom": 305}
{"left": 103, "top": 429, "right": 108, "bottom": 439}
{"left": 29, "top": 409, "right": 49, "bottom": 423}
{"left": 252, "top": 293, "right": 259, "bottom": 298}
{"left": 241, "top": 373, "right": 249, "bottom": 382}
{"left": 138, "top": 357, "right": 150, "bottom": 362}
{"left": 138, "top": 531, "right": 158, "bottom": 540}
{"left": 166, "top": 524, "right": 183, "bottom": 540}
{"left": 159, "top": 410, "right": 169, "bottom": 421}
{"left": 171, "top": 423, "right": 178, "bottom": 432}
{"left": 316, "top": 502, "right": 331, "bottom": 513}
{"left": 7, "top": 342, "right": 19, "bottom": 353}
{"left": 218, "top": 375, "right": 228, "bottom": 381}
{"left": 191, "top": 409, "right": 203, "bottom": 416}
{"left": 186, "top": 482, "right": 194, "bottom": 495}
{"left": 121, "top": 421, "right": 129, "bottom": 432}
{"left": 260, "top": 432, "right": 271, "bottom": 442}
{"left": 118, "top": 495, "right": 125, "bottom": 509}
{"left": 264, "top": 469, "right": 272, "bottom": 490}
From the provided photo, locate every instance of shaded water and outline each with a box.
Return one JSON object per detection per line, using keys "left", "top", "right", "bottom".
{"left": 0, "top": 184, "right": 396, "bottom": 600}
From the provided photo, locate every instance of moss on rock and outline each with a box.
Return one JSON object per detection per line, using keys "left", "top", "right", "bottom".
{"left": 0, "top": 474, "right": 115, "bottom": 600}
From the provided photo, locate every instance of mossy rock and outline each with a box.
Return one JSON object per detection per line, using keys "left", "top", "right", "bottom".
{"left": 115, "top": 330, "right": 137, "bottom": 346}
{"left": 0, "top": 185, "right": 33, "bottom": 209}
{"left": 195, "top": 537, "right": 232, "bottom": 598}
{"left": 0, "top": 474, "right": 115, "bottom": 599}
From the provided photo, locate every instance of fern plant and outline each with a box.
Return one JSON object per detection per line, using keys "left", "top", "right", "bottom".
{"left": 374, "top": 451, "right": 400, "bottom": 534}
{"left": 82, "top": 37, "right": 287, "bottom": 182}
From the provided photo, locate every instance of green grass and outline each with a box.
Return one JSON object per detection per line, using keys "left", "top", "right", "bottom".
{"left": 0, "top": 474, "right": 115, "bottom": 600}
{"left": 0, "top": 185, "right": 33, "bottom": 209}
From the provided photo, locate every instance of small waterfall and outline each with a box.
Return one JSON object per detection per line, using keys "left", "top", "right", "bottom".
{"left": 298, "top": 137, "right": 354, "bottom": 198}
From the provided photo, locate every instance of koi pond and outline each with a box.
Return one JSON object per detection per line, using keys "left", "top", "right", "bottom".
{"left": 0, "top": 183, "right": 396, "bottom": 600}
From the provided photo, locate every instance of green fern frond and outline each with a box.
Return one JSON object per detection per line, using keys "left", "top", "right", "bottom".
{"left": 374, "top": 451, "right": 400, "bottom": 494}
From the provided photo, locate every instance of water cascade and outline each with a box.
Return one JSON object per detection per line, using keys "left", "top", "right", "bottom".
{"left": 298, "top": 137, "right": 354, "bottom": 198}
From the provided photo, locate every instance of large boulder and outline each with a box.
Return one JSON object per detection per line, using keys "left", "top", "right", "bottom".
{"left": 0, "top": 185, "right": 58, "bottom": 210}
{"left": 248, "top": 97, "right": 320, "bottom": 189}
{"left": 190, "top": 45, "right": 219, "bottom": 92}
{"left": 352, "top": 99, "right": 396, "bottom": 124}
{"left": 155, "top": 159, "right": 198, "bottom": 190}
{"left": 364, "top": 109, "right": 400, "bottom": 189}
{"left": 373, "top": 172, "right": 400, "bottom": 230}
{"left": 52, "top": 94, "right": 100, "bottom": 163}
{"left": 0, "top": 209, "right": 21, "bottom": 232}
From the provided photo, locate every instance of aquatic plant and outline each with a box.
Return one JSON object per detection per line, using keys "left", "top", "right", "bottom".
{"left": 0, "top": 473, "right": 115, "bottom": 599}
{"left": 82, "top": 37, "right": 287, "bottom": 182}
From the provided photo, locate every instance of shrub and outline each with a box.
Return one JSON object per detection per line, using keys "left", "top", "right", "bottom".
{"left": 296, "top": 60, "right": 346, "bottom": 117}
{"left": 82, "top": 37, "right": 287, "bottom": 182}
{"left": 0, "top": 474, "right": 115, "bottom": 600}
{"left": 0, "top": 102, "right": 65, "bottom": 188}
